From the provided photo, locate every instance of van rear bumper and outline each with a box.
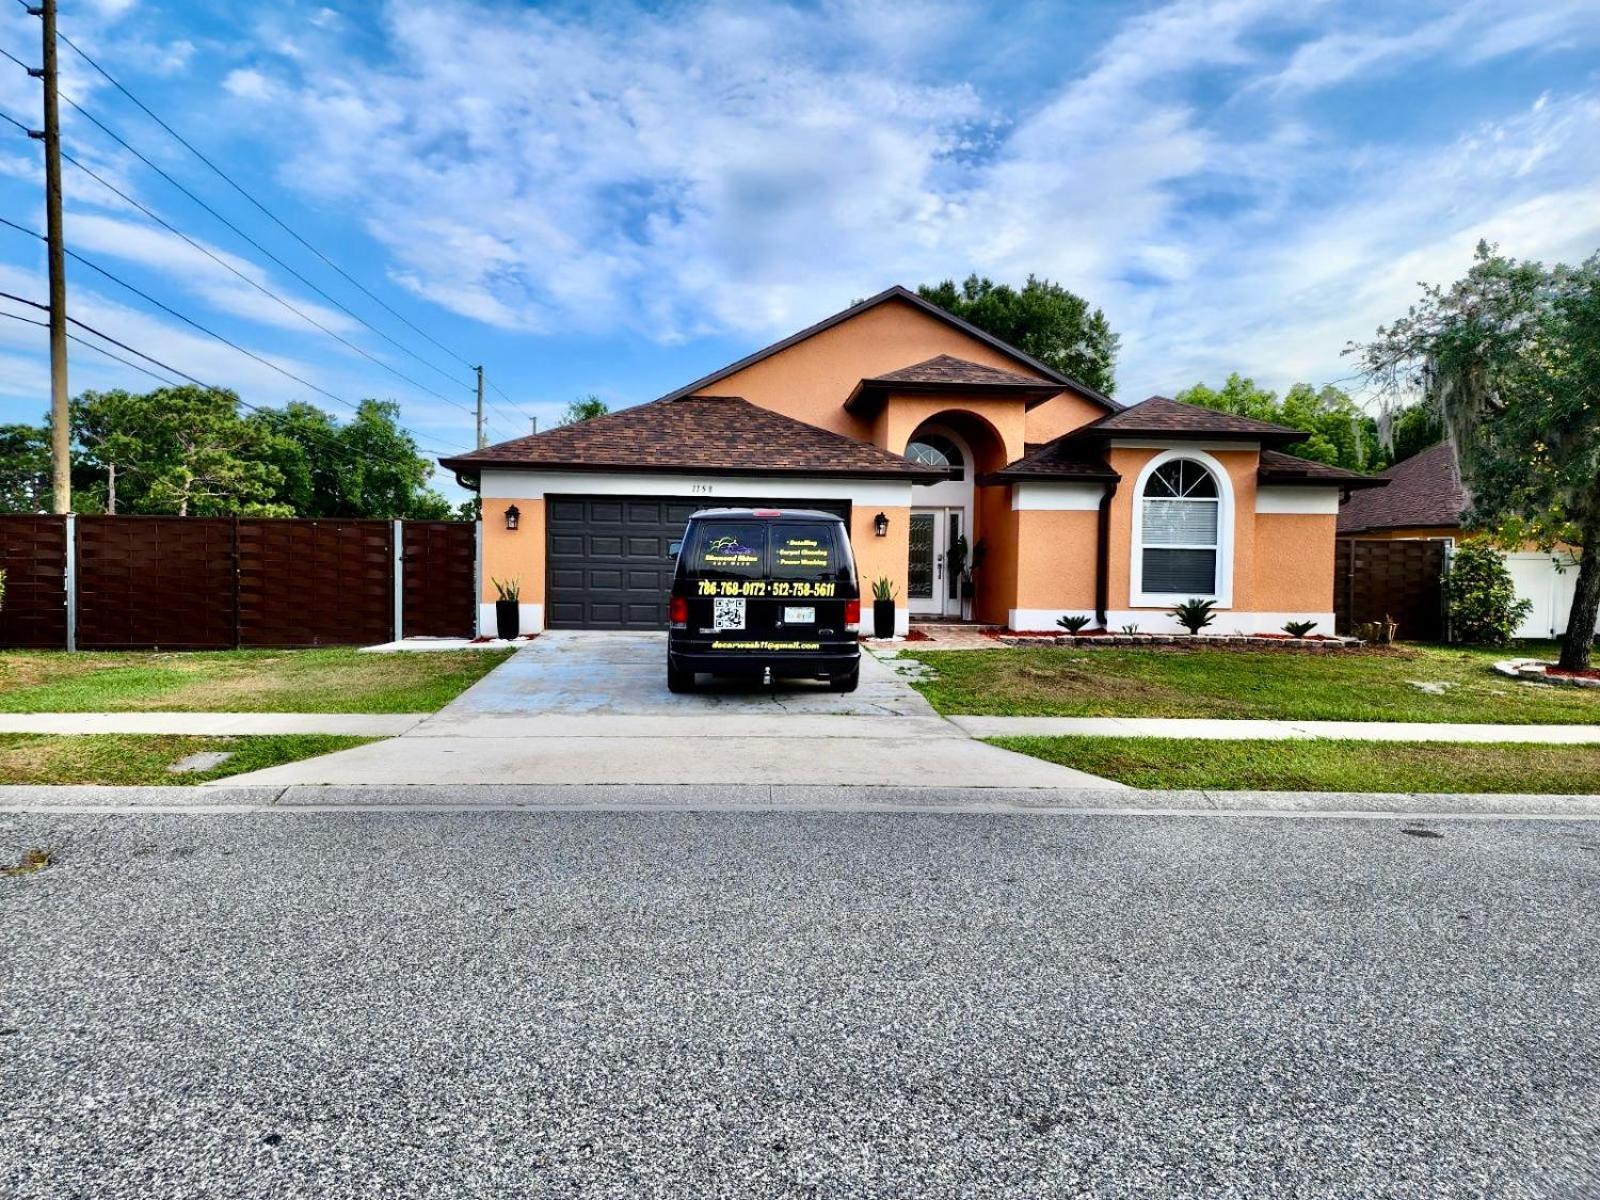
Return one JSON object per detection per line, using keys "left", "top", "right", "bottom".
{"left": 669, "top": 644, "right": 859, "bottom": 679}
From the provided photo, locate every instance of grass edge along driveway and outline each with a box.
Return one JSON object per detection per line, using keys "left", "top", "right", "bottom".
{"left": 0, "top": 733, "right": 375, "bottom": 786}
{"left": 0, "top": 648, "right": 513, "bottom": 714}
{"left": 991, "top": 735, "right": 1600, "bottom": 794}
{"left": 906, "top": 642, "right": 1599, "bottom": 725}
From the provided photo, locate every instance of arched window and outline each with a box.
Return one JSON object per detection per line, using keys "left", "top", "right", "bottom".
{"left": 906, "top": 433, "right": 964, "bottom": 480}
{"left": 1139, "top": 458, "right": 1220, "bottom": 597}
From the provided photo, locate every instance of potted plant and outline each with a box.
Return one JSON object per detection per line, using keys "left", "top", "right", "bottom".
{"left": 492, "top": 576, "right": 521, "bottom": 640}
{"left": 871, "top": 576, "right": 898, "bottom": 639}
{"left": 948, "top": 536, "right": 987, "bottom": 617}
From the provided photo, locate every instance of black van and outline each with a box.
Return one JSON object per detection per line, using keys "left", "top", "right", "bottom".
{"left": 667, "top": 508, "right": 861, "bottom": 693}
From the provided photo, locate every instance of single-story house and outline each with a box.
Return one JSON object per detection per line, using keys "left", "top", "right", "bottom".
{"left": 1338, "top": 440, "right": 1587, "bottom": 640}
{"left": 442, "top": 286, "right": 1382, "bottom": 636}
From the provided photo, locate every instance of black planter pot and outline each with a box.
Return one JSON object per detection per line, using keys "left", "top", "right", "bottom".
{"left": 872, "top": 599, "right": 896, "bottom": 639}
{"left": 495, "top": 598, "right": 520, "bottom": 641}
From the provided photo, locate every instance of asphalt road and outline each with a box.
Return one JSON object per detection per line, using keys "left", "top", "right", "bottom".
{"left": 3, "top": 810, "right": 1598, "bottom": 1198}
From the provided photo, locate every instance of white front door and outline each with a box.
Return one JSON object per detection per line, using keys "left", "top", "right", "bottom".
{"left": 908, "top": 508, "right": 962, "bottom": 616}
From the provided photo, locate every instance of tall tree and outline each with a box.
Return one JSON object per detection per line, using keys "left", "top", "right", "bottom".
{"left": 72, "top": 386, "right": 290, "bottom": 516}
{"left": 1174, "top": 374, "right": 1381, "bottom": 473}
{"left": 555, "top": 394, "right": 609, "bottom": 426}
{"left": 251, "top": 399, "right": 453, "bottom": 519}
{"left": 1353, "top": 242, "right": 1600, "bottom": 670}
{"left": 917, "top": 274, "right": 1120, "bottom": 395}
{"left": 0, "top": 423, "right": 51, "bottom": 513}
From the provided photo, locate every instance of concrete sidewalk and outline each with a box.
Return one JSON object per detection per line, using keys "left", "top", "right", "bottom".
{"left": 953, "top": 715, "right": 1600, "bottom": 743}
{"left": 0, "top": 713, "right": 422, "bottom": 736}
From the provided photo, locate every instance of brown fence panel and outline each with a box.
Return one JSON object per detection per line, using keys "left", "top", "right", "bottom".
{"left": 0, "top": 515, "right": 67, "bottom": 648}
{"left": 75, "top": 517, "right": 237, "bottom": 649}
{"left": 403, "top": 521, "right": 476, "bottom": 638}
{"left": 237, "top": 520, "right": 393, "bottom": 647}
{"left": 1336, "top": 537, "right": 1448, "bottom": 640}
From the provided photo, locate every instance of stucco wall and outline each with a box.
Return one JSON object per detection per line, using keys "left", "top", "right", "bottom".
{"left": 1253, "top": 513, "right": 1337, "bottom": 612}
{"left": 1024, "top": 393, "right": 1118, "bottom": 445}
{"left": 880, "top": 393, "right": 1024, "bottom": 467}
{"left": 710, "top": 297, "right": 1060, "bottom": 440}
{"left": 973, "top": 495, "right": 1018, "bottom": 625}
{"left": 850, "top": 505, "right": 910, "bottom": 626}
{"left": 480, "top": 497, "right": 545, "bottom": 605}
{"left": 1014, "top": 509, "right": 1099, "bottom": 612}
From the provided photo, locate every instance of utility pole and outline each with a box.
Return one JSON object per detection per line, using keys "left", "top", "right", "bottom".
{"left": 31, "top": 0, "right": 71, "bottom": 514}
{"left": 474, "top": 365, "right": 486, "bottom": 449}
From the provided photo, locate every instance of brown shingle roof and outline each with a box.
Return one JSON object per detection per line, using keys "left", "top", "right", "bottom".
{"left": 1067, "top": 395, "right": 1307, "bottom": 445}
{"left": 979, "top": 439, "right": 1120, "bottom": 484}
{"left": 844, "top": 354, "right": 1065, "bottom": 414}
{"left": 1259, "top": 448, "right": 1387, "bottom": 489}
{"left": 439, "top": 394, "right": 948, "bottom": 480}
{"left": 1337, "top": 441, "right": 1463, "bottom": 533}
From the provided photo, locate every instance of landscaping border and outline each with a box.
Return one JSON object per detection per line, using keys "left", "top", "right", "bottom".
{"left": 995, "top": 633, "right": 1361, "bottom": 651}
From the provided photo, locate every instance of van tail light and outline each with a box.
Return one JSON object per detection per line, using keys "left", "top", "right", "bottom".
{"left": 669, "top": 596, "right": 689, "bottom": 629}
{"left": 844, "top": 598, "right": 860, "bottom": 631}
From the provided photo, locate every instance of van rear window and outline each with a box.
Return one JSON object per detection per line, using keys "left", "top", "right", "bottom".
{"left": 771, "top": 523, "right": 845, "bottom": 582}
{"left": 688, "top": 522, "right": 767, "bottom": 579}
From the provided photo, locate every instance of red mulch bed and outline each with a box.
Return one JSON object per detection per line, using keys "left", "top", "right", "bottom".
{"left": 1548, "top": 666, "right": 1600, "bottom": 680}
{"left": 904, "top": 628, "right": 933, "bottom": 642}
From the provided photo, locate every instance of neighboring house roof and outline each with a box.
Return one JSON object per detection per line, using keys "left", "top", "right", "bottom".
{"left": 844, "top": 354, "right": 1066, "bottom": 414}
{"left": 653, "top": 285, "right": 1121, "bottom": 413}
{"left": 1064, "top": 395, "right": 1309, "bottom": 446}
{"left": 438, "top": 394, "right": 949, "bottom": 481}
{"left": 1258, "top": 448, "right": 1388, "bottom": 489}
{"left": 1337, "top": 441, "right": 1464, "bottom": 534}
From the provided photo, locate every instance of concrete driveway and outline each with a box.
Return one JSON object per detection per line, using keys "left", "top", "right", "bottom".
{"left": 221, "top": 632, "right": 1116, "bottom": 790}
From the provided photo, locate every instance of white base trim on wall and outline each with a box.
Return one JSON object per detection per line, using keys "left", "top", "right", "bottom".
{"left": 478, "top": 602, "right": 545, "bottom": 637}
{"left": 1009, "top": 609, "right": 1337, "bottom": 636}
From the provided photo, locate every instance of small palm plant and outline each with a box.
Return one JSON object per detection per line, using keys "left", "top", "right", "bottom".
{"left": 1168, "top": 598, "right": 1218, "bottom": 635}
{"left": 871, "top": 576, "right": 898, "bottom": 601}
{"left": 1056, "top": 614, "right": 1091, "bottom": 633}
{"left": 492, "top": 576, "right": 521, "bottom": 603}
{"left": 1120, "top": 622, "right": 1141, "bottom": 636}
{"left": 1282, "top": 619, "right": 1318, "bottom": 637}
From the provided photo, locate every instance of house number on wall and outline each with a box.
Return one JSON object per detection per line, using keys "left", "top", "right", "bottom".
{"left": 690, "top": 483, "right": 715, "bottom": 494}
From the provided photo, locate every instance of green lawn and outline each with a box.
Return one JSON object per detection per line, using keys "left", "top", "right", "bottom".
{"left": 0, "top": 648, "right": 512, "bottom": 713}
{"left": 990, "top": 735, "right": 1600, "bottom": 793}
{"left": 905, "top": 642, "right": 1599, "bottom": 724}
{"left": 0, "top": 733, "right": 374, "bottom": 786}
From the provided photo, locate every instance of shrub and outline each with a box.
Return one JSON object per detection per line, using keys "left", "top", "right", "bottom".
{"left": 1282, "top": 619, "right": 1318, "bottom": 637}
{"left": 1120, "top": 622, "right": 1141, "bottom": 635}
{"left": 1168, "top": 598, "right": 1218, "bottom": 635}
{"left": 871, "top": 576, "right": 898, "bottom": 601}
{"left": 1056, "top": 614, "right": 1091, "bottom": 633}
{"left": 1443, "top": 542, "right": 1532, "bottom": 646}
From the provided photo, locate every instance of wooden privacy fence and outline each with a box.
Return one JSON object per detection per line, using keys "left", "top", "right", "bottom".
{"left": 0, "top": 515, "right": 477, "bottom": 650}
{"left": 1335, "top": 536, "right": 1450, "bottom": 641}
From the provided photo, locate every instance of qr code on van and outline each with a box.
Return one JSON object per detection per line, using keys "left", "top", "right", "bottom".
{"left": 713, "top": 597, "right": 745, "bottom": 631}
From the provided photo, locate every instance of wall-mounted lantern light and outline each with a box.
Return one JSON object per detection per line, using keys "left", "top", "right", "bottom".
{"left": 504, "top": 504, "right": 521, "bottom": 531}
{"left": 874, "top": 512, "right": 889, "bottom": 537}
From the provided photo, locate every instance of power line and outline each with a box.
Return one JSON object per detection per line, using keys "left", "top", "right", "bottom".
{"left": 51, "top": 138, "right": 480, "bottom": 418}
{"left": 0, "top": 46, "right": 484, "bottom": 401}
{"left": 33, "top": 14, "right": 484, "bottom": 378}
{"left": 0, "top": 219, "right": 461, "bottom": 462}
{"left": 0, "top": 288, "right": 473, "bottom": 477}
{"left": 0, "top": 305, "right": 182, "bottom": 387}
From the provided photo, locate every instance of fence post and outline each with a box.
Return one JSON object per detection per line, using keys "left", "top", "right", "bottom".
{"left": 392, "top": 519, "right": 404, "bottom": 643}
{"left": 473, "top": 519, "right": 484, "bottom": 638}
{"left": 63, "top": 513, "right": 76, "bottom": 652}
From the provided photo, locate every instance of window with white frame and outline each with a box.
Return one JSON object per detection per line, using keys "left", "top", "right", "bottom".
{"left": 1140, "top": 459, "right": 1220, "bottom": 596}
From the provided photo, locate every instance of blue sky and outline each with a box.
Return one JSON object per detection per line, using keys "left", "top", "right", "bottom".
{"left": 1, "top": 0, "right": 1598, "bottom": 500}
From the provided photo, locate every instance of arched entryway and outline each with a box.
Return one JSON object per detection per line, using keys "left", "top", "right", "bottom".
{"left": 904, "top": 412, "right": 1007, "bottom": 619}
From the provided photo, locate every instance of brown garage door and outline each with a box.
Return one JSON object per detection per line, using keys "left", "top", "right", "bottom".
{"left": 544, "top": 495, "right": 851, "bottom": 629}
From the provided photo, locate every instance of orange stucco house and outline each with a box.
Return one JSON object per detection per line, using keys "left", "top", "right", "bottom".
{"left": 442, "top": 287, "right": 1382, "bottom": 636}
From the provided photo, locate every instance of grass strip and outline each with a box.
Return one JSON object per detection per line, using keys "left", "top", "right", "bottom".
{"left": 988, "top": 735, "right": 1600, "bottom": 793}
{"left": 908, "top": 642, "right": 1599, "bottom": 724}
{"left": 0, "top": 648, "right": 512, "bottom": 714}
{"left": 0, "top": 734, "right": 375, "bottom": 786}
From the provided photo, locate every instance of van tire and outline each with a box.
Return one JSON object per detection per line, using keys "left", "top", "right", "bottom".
{"left": 829, "top": 665, "right": 860, "bottom": 693}
{"left": 667, "top": 660, "right": 696, "bottom": 694}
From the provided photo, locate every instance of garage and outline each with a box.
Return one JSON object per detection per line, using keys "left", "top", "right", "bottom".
{"left": 545, "top": 495, "right": 851, "bottom": 629}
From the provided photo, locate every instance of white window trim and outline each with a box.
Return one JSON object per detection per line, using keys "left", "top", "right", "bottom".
{"left": 1130, "top": 448, "right": 1234, "bottom": 608}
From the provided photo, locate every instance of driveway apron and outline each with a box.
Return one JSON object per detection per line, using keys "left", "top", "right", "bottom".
{"left": 217, "top": 631, "right": 1117, "bottom": 790}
